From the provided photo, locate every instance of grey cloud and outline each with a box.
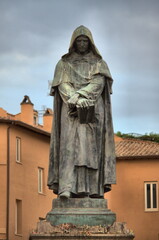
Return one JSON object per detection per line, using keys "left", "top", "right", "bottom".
{"left": 0, "top": 0, "right": 159, "bottom": 133}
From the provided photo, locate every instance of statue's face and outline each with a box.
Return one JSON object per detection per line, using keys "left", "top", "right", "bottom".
{"left": 75, "top": 35, "right": 90, "bottom": 54}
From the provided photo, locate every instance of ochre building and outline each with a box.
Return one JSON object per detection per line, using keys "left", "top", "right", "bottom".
{"left": 108, "top": 136, "right": 159, "bottom": 240}
{"left": 0, "top": 96, "right": 54, "bottom": 240}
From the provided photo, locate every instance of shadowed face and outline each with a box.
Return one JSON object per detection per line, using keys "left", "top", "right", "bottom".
{"left": 75, "top": 35, "right": 90, "bottom": 55}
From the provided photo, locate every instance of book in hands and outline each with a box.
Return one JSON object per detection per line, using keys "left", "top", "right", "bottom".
{"left": 77, "top": 103, "right": 95, "bottom": 124}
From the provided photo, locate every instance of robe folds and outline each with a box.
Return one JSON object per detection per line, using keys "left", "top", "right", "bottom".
{"left": 47, "top": 25, "right": 116, "bottom": 198}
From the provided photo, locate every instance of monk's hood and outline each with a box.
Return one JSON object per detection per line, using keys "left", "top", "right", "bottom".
{"left": 62, "top": 25, "right": 102, "bottom": 59}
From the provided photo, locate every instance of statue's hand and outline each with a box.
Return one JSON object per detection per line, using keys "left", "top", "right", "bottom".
{"left": 67, "top": 93, "right": 80, "bottom": 108}
{"left": 76, "top": 98, "right": 91, "bottom": 108}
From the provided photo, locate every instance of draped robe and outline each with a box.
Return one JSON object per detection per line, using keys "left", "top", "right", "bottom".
{"left": 48, "top": 26, "right": 116, "bottom": 198}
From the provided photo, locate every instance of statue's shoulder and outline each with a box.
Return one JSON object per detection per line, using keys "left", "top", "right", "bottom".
{"left": 97, "top": 58, "right": 108, "bottom": 67}
{"left": 52, "top": 59, "right": 66, "bottom": 88}
{"left": 55, "top": 59, "right": 65, "bottom": 69}
{"left": 95, "top": 58, "right": 112, "bottom": 80}
{"left": 56, "top": 58, "right": 71, "bottom": 70}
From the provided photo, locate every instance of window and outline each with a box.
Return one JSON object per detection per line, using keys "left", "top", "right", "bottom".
{"left": 34, "top": 115, "right": 38, "bottom": 125}
{"left": 15, "top": 199, "right": 22, "bottom": 235}
{"left": 38, "top": 168, "right": 44, "bottom": 194}
{"left": 145, "top": 182, "right": 158, "bottom": 211}
{"left": 16, "top": 137, "right": 21, "bottom": 163}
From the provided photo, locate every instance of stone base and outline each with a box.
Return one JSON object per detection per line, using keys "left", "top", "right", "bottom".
{"left": 46, "top": 198, "right": 116, "bottom": 227}
{"left": 30, "top": 221, "right": 135, "bottom": 240}
{"left": 30, "top": 198, "right": 134, "bottom": 239}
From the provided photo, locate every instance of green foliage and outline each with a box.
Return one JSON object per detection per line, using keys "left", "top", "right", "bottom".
{"left": 115, "top": 132, "right": 159, "bottom": 143}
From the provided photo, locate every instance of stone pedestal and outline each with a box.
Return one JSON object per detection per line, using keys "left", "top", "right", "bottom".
{"left": 30, "top": 221, "right": 134, "bottom": 240}
{"left": 46, "top": 198, "right": 116, "bottom": 227}
{"left": 30, "top": 198, "right": 134, "bottom": 240}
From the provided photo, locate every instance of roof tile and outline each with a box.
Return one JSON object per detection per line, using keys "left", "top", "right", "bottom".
{"left": 115, "top": 138, "right": 159, "bottom": 157}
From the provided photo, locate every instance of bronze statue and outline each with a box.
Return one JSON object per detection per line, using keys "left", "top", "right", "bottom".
{"left": 48, "top": 25, "right": 116, "bottom": 199}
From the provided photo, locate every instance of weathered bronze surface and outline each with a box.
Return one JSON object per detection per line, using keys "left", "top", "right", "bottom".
{"left": 48, "top": 25, "right": 116, "bottom": 199}
{"left": 46, "top": 198, "right": 116, "bottom": 226}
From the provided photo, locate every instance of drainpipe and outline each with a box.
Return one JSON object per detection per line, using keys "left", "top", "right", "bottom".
{"left": 6, "top": 126, "right": 10, "bottom": 240}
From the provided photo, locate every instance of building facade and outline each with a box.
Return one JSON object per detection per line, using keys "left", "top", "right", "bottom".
{"left": 108, "top": 137, "right": 159, "bottom": 240}
{"left": 0, "top": 96, "right": 54, "bottom": 240}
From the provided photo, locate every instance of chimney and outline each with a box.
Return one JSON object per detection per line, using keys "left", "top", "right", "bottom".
{"left": 20, "top": 95, "right": 34, "bottom": 125}
{"left": 43, "top": 108, "right": 53, "bottom": 132}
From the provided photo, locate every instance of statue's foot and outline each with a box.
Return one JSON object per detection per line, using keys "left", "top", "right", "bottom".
{"left": 59, "top": 191, "right": 71, "bottom": 199}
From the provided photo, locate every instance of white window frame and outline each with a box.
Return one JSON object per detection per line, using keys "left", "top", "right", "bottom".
{"left": 16, "top": 137, "right": 21, "bottom": 163}
{"left": 38, "top": 167, "right": 44, "bottom": 194}
{"left": 144, "top": 181, "right": 158, "bottom": 211}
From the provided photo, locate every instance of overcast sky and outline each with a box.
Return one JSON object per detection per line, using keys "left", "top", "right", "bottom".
{"left": 0, "top": 0, "right": 159, "bottom": 134}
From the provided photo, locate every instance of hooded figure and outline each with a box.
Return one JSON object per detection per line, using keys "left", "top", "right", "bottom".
{"left": 48, "top": 26, "right": 116, "bottom": 199}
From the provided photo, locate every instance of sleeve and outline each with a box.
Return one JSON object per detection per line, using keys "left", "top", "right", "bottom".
{"left": 76, "top": 74, "right": 105, "bottom": 101}
{"left": 58, "top": 82, "right": 76, "bottom": 103}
